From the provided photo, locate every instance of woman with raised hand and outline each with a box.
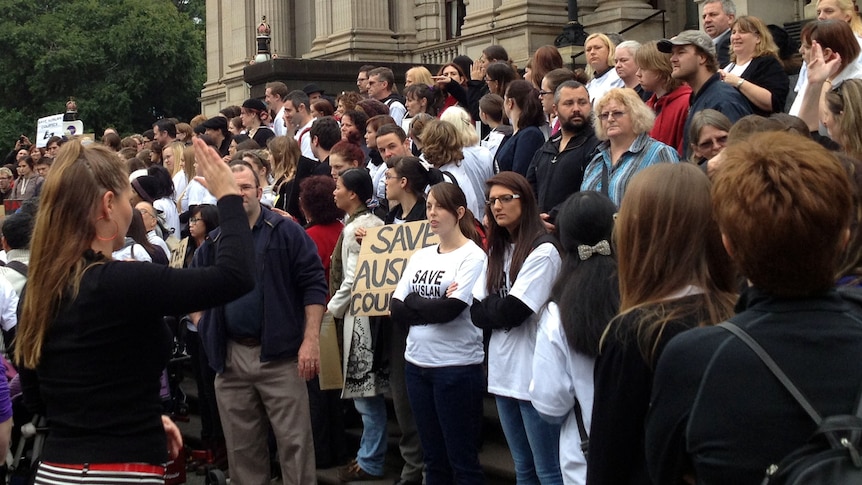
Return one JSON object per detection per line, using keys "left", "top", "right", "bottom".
{"left": 17, "top": 137, "right": 253, "bottom": 484}
{"left": 530, "top": 191, "right": 619, "bottom": 485}
{"left": 391, "top": 182, "right": 487, "bottom": 484}
{"left": 588, "top": 162, "right": 736, "bottom": 485}
{"left": 472, "top": 171, "right": 564, "bottom": 485}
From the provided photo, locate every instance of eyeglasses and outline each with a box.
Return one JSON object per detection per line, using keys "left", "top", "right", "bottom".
{"left": 486, "top": 194, "right": 521, "bottom": 205}
{"left": 384, "top": 174, "right": 403, "bottom": 180}
{"left": 138, "top": 209, "right": 155, "bottom": 217}
{"left": 538, "top": 90, "right": 553, "bottom": 97}
{"left": 188, "top": 217, "right": 202, "bottom": 224}
{"left": 696, "top": 135, "right": 728, "bottom": 151}
{"left": 599, "top": 111, "right": 628, "bottom": 121}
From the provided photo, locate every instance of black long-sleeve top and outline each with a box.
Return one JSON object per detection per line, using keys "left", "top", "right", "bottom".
{"left": 21, "top": 195, "right": 254, "bottom": 465}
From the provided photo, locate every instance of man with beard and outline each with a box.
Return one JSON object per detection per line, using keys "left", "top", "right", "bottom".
{"left": 658, "top": 30, "right": 750, "bottom": 159}
{"left": 527, "top": 80, "right": 601, "bottom": 231}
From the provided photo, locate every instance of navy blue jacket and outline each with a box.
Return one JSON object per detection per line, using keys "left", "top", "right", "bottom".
{"left": 682, "top": 73, "right": 752, "bottom": 159}
{"left": 194, "top": 205, "right": 328, "bottom": 373}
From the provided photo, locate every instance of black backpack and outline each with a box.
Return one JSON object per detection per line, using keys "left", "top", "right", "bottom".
{"left": 719, "top": 322, "right": 862, "bottom": 484}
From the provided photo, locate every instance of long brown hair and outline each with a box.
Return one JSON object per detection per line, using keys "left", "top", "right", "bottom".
{"left": 16, "top": 141, "right": 130, "bottom": 368}
{"left": 484, "top": 172, "right": 550, "bottom": 294}
{"left": 428, "top": 183, "right": 483, "bottom": 248}
{"left": 269, "top": 135, "right": 302, "bottom": 184}
{"left": 607, "top": 163, "right": 736, "bottom": 365}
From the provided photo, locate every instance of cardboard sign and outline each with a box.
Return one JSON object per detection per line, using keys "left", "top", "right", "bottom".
{"left": 36, "top": 114, "right": 64, "bottom": 148}
{"left": 350, "top": 220, "right": 439, "bottom": 317}
{"left": 169, "top": 237, "right": 189, "bottom": 269}
{"left": 318, "top": 312, "right": 344, "bottom": 390}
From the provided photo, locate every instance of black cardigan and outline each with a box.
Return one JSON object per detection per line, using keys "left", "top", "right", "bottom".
{"left": 732, "top": 55, "right": 789, "bottom": 116}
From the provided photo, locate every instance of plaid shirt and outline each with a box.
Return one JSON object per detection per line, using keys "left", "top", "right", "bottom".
{"left": 580, "top": 132, "right": 679, "bottom": 206}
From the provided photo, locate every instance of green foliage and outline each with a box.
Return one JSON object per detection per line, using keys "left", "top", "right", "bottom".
{"left": 0, "top": 0, "right": 205, "bottom": 149}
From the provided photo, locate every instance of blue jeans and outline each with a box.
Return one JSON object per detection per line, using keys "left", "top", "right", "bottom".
{"left": 405, "top": 362, "right": 484, "bottom": 485}
{"left": 496, "top": 396, "right": 563, "bottom": 485}
{"left": 353, "top": 395, "right": 388, "bottom": 476}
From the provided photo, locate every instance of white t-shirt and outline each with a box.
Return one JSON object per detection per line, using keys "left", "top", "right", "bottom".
{"left": 586, "top": 68, "right": 624, "bottom": 105}
{"left": 474, "top": 241, "right": 562, "bottom": 399}
{"left": 0, "top": 278, "right": 18, "bottom": 331}
{"left": 185, "top": 179, "right": 217, "bottom": 207}
{"left": 154, "top": 197, "right": 180, "bottom": 238}
{"left": 530, "top": 302, "right": 595, "bottom": 485}
{"left": 430, "top": 160, "right": 482, "bottom": 222}
{"left": 367, "top": 157, "right": 388, "bottom": 204}
{"left": 460, "top": 145, "right": 494, "bottom": 215}
{"left": 481, "top": 129, "right": 507, "bottom": 160}
{"left": 393, "top": 241, "right": 487, "bottom": 368}
{"left": 173, "top": 171, "right": 189, "bottom": 211}
{"left": 386, "top": 100, "right": 407, "bottom": 127}
{"left": 112, "top": 241, "right": 152, "bottom": 262}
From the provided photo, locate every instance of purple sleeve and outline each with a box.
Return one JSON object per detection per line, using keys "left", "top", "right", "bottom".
{"left": 0, "top": 360, "right": 12, "bottom": 422}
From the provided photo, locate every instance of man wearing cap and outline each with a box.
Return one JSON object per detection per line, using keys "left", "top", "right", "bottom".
{"left": 702, "top": 0, "right": 736, "bottom": 67}
{"left": 202, "top": 116, "right": 233, "bottom": 158}
{"left": 284, "top": 90, "right": 318, "bottom": 161}
{"left": 658, "top": 30, "right": 751, "bottom": 159}
{"left": 265, "top": 81, "right": 290, "bottom": 137}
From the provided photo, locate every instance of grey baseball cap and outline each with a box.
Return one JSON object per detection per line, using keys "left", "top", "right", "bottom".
{"left": 657, "top": 30, "right": 717, "bottom": 59}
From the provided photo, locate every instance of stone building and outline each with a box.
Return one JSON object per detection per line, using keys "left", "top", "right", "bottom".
{"left": 201, "top": 0, "right": 812, "bottom": 116}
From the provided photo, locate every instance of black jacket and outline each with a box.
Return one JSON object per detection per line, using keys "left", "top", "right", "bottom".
{"left": 526, "top": 125, "right": 600, "bottom": 216}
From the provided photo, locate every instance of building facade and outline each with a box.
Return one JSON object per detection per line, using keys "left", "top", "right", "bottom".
{"left": 201, "top": 0, "right": 812, "bottom": 116}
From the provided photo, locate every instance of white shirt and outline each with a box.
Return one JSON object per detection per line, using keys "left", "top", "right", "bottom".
{"left": 112, "top": 241, "right": 152, "bottom": 262}
{"left": 173, "top": 171, "right": 189, "bottom": 212}
{"left": 147, "top": 230, "right": 171, "bottom": 261}
{"left": 791, "top": 35, "right": 862, "bottom": 116}
{"left": 482, "top": 128, "right": 508, "bottom": 160}
{"left": 474, "top": 241, "right": 562, "bottom": 400}
{"left": 0, "top": 278, "right": 18, "bottom": 331}
{"left": 185, "top": 179, "right": 217, "bottom": 207}
{"left": 385, "top": 99, "right": 407, "bottom": 127}
{"left": 367, "top": 157, "right": 388, "bottom": 204}
{"left": 436, "top": 161, "right": 483, "bottom": 221}
{"left": 294, "top": 118, "right": 317, "bottom": 161}
{"left": 393, "top": 242, "right": 487, "bottom": 367}
{"left": 586, "top": 68, "right": 624, "bottom": 105}
{"left": 154, "top": 197, "right": 180, "bottom": 238}
{"left": 273, "top": 105, "right": 287, "bottom": 137}
{"left": 530, "top": 303, "right": 595, "bottom": 485}
{"left": 460, "top": 145, "right": 495, "bottom": 214}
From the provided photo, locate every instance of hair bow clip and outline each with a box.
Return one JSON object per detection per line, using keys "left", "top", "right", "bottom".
{"left": 577, "top": 240, "right": 611, "bottom": 261}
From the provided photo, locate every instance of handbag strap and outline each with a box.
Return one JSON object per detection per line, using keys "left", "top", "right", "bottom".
{"left": 600, "top": 158, "right": 609, "bottom": 198}
{"left": 718, "top": 322, "right": 823, "bottom": 425}
{"left": 573, "top": 397, "right": 589, "bottom": 455}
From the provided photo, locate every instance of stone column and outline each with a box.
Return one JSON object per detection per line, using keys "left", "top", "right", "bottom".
{"left": 255, "top": 0, "right": 291, "bottom": 57}
{"left": 581, "top": 0, "right": 664, "bottom": 42}
{"left": 308, "top": 0, "right": 333, "bottom": 56}
{"left": 313, "top": 0, "right": 398, "bottom": 60}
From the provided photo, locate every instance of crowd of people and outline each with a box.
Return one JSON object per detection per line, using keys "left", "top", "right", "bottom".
{"left": 4, "top": 0, "right": 862, "bottom": 484}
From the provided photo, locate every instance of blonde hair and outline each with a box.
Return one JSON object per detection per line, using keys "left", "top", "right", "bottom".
{"left": 818, "top": 0, "right": 862, "bottom": 36}
{"left": 585, "top": 33, "right": 616, "bottom": 79}
{"left": 166, "top": 141, "right": 186, "bottom": 177}
{"left": 268, "top": 135, "right": 302, "bottom": 183}
{"left": 439, "top": 106, "right": 480, "bottom": 146}
{"left": 593, "top": 88, "right": 656, "bottom": 140}
{"left": 406, "top": 66, "right": 434, "bottom": 87}
{"left": 730, "top": 16, "right": 781, "bottom": 63}
{"left": 16, "top": 142, "right": 130, "bottom": 368}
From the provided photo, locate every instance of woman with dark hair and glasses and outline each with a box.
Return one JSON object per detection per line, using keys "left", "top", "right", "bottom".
{"left": 471, "top": 171, "right": 565, "bottom": 485}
